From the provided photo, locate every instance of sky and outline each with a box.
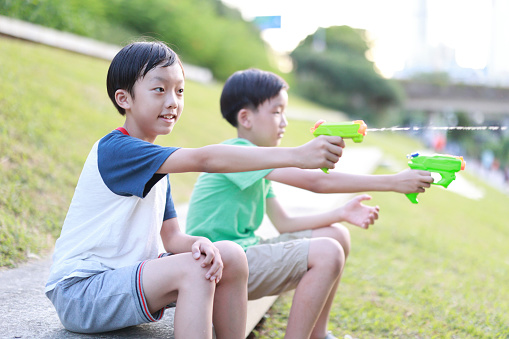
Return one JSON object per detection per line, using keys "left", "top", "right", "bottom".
{"left": 221, "top": 0, "right": 497, "bottom": 77}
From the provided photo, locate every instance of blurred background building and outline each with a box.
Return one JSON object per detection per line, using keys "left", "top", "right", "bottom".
{"left": 396, "top": 0, "right": 509, "bottom": 86}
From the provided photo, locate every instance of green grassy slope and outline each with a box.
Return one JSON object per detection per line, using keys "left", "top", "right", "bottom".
{"left": 256, "top": 132, "right": 509, "bottom": 338}
{"left": 1, "top": 37, "right": 508, "bottom": 337}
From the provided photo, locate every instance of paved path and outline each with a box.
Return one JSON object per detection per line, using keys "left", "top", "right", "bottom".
{"left": 0, "top": 147, "right": 383, "bottom": 339}
{"left": 0, "top": 15, "right": 213, "bottom": 84}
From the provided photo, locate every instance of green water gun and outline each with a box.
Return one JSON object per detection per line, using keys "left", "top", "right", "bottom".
{"left": 406, "top": 153, "right": 466, "bottom": 204}
{"left": 311, "top": 119, "right": 368, "bottom": 173}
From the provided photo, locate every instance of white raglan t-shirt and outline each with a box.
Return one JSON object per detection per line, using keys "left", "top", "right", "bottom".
{"left": 45, "top": 129, "right": 179, "bottom": 292}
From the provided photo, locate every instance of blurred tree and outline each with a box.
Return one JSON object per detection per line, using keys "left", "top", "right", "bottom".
{"left": 0, "top": 0, "right": 274, "bottom": 80}
{"left": 290, "top": 26, "right": 403, "bottom": 123}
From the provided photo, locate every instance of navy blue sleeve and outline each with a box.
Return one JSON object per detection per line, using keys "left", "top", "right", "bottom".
{"left": 164, "top": 176, "right": 177, "bottom": 220}
{"left": 98, "top": 132, "right": 179, "bottom": 198}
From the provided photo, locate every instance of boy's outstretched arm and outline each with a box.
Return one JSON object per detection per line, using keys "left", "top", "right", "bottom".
{"left": 266, "top": 167, "right": 433, "bottom": 194}
{"left": 266, "top": 195, "right": 379, "bottom": 234}
{"left": 157, "top": 135, "right": 344, "bottom": 174}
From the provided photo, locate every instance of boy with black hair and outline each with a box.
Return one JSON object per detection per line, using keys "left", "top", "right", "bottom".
{"left": 186, "top": 68, "right": 433, "bottom": 339}
{"left": 45, "top": 43, "right": 345, "bottom": 339}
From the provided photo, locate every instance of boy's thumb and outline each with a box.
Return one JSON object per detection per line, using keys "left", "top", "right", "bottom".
{"left": 192, "top": 244, "right": 201, "bottom": 259}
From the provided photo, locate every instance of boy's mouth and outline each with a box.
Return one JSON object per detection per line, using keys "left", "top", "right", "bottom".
{"left": 159, "top": 113, "right": 177, "bottom": 122}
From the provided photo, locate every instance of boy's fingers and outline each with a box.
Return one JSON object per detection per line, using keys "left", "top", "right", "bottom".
{"left": 421, "top": 171, "right": 434, "bottom": 183}
{"left": 205, "top": 257, "right": 223, "bottom": 282}
{"left": 328, "top": 143, "right": 344, "bottom": 157}
{"left": 325, "top": 135, "right": 345, "bottom": 148}
{"left": 356, "top": 194, "right": 372, "bottom": 202}
{"left": 325, "top": 145, "right": 343, "bottom": 165}
{"left": 206, "top": 265, "right": 221, "bottom": 282}
{"left": 200, "top": 247, "right": 215, "bottom": 267}
{"left": 191, "top": 243, "right": 201, "bottom": 259}
{"left": 326, "top": 154, "right": 340, "bottom": 166}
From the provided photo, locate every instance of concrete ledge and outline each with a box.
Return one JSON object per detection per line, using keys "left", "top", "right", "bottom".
{"left": 0, "top": 15, "right": 214, "bottom": 84}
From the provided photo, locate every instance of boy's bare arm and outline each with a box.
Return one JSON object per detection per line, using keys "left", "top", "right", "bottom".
{"left": 160, "top": 218, "right": 199, "bottom": 254}
{"left": 157, "top": 135, "right": 344, "bottom": 174}
{"left": 266, "top": 195, "right": 379, "bottom": 233}
{"left": 160, "top": 218, "right": 224, "bottom": 283}
{"left": 266, "top": 167, "right": 433, "bottom": 194}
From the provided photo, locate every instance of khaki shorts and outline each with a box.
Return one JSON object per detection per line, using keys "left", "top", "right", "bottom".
{"left": 246, "top": 230, "right": 312, "bottom": 300}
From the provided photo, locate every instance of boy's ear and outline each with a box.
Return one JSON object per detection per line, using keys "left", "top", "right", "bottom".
{"left": 237, "top": 108, "right": 252, "bottom": 129}
{"left": 115, "top": 89, "right": 131, "bottom": 110}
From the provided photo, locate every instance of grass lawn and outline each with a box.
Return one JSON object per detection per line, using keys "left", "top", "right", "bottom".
{"left": 1, "top": 36, "right": 508, "bottom": 337}
{"left": 255, "top": 130, "right": 509, "bottom": 338}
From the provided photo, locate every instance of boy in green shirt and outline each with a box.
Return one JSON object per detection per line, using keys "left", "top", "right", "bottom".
{"left": 186, "top": 69, "right": 432, "bottom": 339}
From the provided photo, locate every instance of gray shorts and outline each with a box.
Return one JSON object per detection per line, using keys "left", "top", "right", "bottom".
{"left": 46, "top": 259, "right": 168, "bottom": 333}
{"left": 246, "top": 230, "right": 312, "bottom": 300}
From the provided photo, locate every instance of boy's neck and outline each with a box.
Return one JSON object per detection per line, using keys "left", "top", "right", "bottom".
{"left": 236, "top": 131, "right": 259, "bottom": 146}
{"left": 122, "top": 120, "right": 157, "bottom": 144}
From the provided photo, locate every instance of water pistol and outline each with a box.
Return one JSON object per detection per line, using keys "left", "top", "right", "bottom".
{"left": 310, "top": 119, "right": 367, "bottom": 173}
{"left": 405, "top": 153, "right": 466, "bottom": 204}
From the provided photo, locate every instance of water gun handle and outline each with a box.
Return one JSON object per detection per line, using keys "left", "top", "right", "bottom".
{"left": 436, "top": 172, "right": 456, "bottom": 188}
{"left": 405, "top": 192, "right": 419, "bottom": 204}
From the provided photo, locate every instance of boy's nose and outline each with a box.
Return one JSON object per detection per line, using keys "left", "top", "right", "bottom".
{"left": 165, "top": 94, "right": 177, "bottom": 108}
{"left": 281, "top": 113, "right": 288, "bottom": 127}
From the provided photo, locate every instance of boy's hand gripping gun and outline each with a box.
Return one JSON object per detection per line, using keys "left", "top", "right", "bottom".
{"left": 406, "top": 153, "right": 466, "bottom": 204}
{"left": 310, "top": 120, "right": 367, "bottom": 173}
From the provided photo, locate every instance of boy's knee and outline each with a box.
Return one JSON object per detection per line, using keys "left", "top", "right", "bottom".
{"left": 313, "top": 225, "right": 351, "bottom": 258}
{"left": 170, "top": 255, "right": 211, "bottom": 283}
{"left": 309, "top": 238, "right": 344, "bottom": 276}
{"left": 332, "top": 224, "right": 351, "bottom": 258}
{"left": 215, "top": 241, "right": 249, "bottom": 279}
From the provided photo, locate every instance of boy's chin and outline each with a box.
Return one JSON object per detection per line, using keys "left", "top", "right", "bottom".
{"left": 160, "top": 126, "right": 174, "bottom": 135}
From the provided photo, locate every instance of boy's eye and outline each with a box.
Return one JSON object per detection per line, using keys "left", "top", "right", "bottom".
{"left": 155, "top": 87, "right": 164, "bottom": 93}
{"left": 178, "top": 88, "right": 184, "bottom": 94}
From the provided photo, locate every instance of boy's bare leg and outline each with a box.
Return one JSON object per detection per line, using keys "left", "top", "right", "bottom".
{"left": 142, "top": 254, "right": 216, "bottom": 339}
{"left": 211, "top": 241, "right": 249, "bottom": 339}
{"left": 284, "top": 237, "right": 345, "bottom": 339}
{"left": 310, "top": 225, "right": 351, "bottom": 338}
{"left": 312, "top": 224, "right": 351, "bottom": 259}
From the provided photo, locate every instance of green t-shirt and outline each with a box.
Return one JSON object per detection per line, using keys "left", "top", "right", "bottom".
{"left": 186, "top": 138, "right": 275, "bottom": 249}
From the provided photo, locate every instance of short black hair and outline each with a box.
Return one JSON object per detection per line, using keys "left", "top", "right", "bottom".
{"left": 220, "top": 68, "right": 289, "bottom": 127}
{"left": 106, "top": 40, "right": 184, "bottom": 115}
